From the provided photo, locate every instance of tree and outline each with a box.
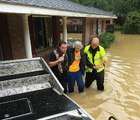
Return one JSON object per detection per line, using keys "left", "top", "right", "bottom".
{"left": 70, "top": 0, "right": 140, "bottom": 15}
{"left": 79, "top": 0, "right": 95, "bottom": 7}
{"left": 123, "top": 11, "right": 140, "bottom": 34}
{"left": 113, "top": 0, "right": 139, "bottom": 17}
{"left": 69, "top": 0, "right": 140, "bottom": 31}
{"left": 70, "top": 0, "right": 113, "bottom": 11}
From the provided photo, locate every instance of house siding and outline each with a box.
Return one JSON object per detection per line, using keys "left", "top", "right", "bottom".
{"left": 0, "top": 14, "right": 111, "bottom": 62}
{"left": 83, "top": 18, "right": 98, "bottom": 45}
{"left": 83, "top": 18, "right": 107, "bottom": 45}
{"left": 7, "top": 14, "right": 26, "bottom": 59}
{"left": 6, "top": 14, "right": 54, "bottom": 61}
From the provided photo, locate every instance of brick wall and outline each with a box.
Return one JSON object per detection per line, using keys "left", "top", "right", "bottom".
{"left": 7, "top": 14, "right": 54, "bottom": 62}
{"left": 7, "top": 14, "right": 26, "bottom": 59}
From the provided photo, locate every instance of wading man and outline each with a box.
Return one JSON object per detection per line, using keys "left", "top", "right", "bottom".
{"left": 49, "top": 41, "right": 68, "bottom": 93}
{"left": 84, "top": 37, "right": 107, "bottom": 91}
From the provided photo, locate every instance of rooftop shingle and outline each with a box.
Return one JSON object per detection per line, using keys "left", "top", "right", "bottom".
{"left": 0, "top": 0, "right": 116, "bottom": 17}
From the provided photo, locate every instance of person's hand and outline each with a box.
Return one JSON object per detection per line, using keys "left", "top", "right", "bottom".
{"left": 58, "top": 56, "right": 64, "bottom": 62}
{"left": 93, "top": 64, "right": 101, "bottom": 70}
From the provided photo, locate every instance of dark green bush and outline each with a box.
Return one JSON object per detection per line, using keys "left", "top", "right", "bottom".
{"left": 98, "top": 32, "right": 115, "bottom": 48}
{"left": 123, "top": 11, "right": 140, "bottom": 34}
{"left": 114, "top": 24, "right": 123, "bottom": 31}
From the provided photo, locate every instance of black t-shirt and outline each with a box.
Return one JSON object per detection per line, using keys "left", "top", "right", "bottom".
{"left": 49, "top": 52, "right": 58, "bottom": 75}
{"left": 49, "top": 48, "right": 68, "bottom": 76}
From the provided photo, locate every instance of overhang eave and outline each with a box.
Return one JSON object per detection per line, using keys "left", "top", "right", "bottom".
{"left": 0, "top": 3, "right": 117, "bottom": 19}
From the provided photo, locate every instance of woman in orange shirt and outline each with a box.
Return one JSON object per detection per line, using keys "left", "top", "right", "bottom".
{"left": 67, "top": 41, "right": 85, "bottom": 93}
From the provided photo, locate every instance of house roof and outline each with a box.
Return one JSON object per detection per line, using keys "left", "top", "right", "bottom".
{"left": 0, "top": 0, "right": 117, "bottom": 18}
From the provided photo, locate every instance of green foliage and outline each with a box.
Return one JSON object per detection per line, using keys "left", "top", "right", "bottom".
{"left": 69, "top": 0, "right": 113, "bottom": 11}
{"left": 69, "top": 0, "right": 140, "bottom": 16}
{"left": 114, "top": 24, "right": 123, "bottom": 31}
{"left": 69, "top": 0, "right": 80, "bottom": 3}
{"left": 113, "top": 0, "right": 139, "bottom": 17}
{"left": 70, "top": 0, "right": 140, "bottom": 34}
{"left": 94, "top": 0, "right": 109, "bottom": 10}
{"left": 123, "top": 11, "right": 140, "bottom": 34}
{"left": 79, "top": 0, "right": 95, "bottom": 7}
{"left": 98, "top": 33, "right": 115, "bottom": 48}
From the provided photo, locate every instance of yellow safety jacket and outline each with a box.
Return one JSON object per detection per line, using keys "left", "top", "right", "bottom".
{"left": 84, "top": 45, "right": 107, "bottom": 73}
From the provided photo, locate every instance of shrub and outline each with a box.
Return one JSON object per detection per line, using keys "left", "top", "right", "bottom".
{"left": 98, "top": 32, "right": 115, "bottom": 48}
{"left": 114, "top": 24, "right": 123, "bottom": 31}
{"left": 123, "top": 11, "right": 140, "bottom": 34}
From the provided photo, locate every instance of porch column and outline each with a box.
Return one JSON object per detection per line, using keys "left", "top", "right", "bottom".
{"left": 103, "top": 19, "right": 106, "bottom": 33}
{"left": 22, "top": 15, "right": 32, "bottom": 58}
{"left": 110, "top": 19, "right": 113, "bottom": 24}
{"left": 63, "top": 17, "right": 67, "bottom": 42}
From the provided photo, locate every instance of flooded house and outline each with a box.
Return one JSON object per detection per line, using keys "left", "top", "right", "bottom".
{"left": 0, "top": 0, "right": 116, "bottom": 61}
{"left": 0, "top": 0, "right": 116, "bottom": 119}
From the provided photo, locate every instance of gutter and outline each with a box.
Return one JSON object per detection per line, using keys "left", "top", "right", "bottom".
{"left": 0, "top": 2, "right": 117, "bottom": 19}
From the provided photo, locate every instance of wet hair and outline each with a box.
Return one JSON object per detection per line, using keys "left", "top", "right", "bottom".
{"left": 58, "top": 41, "right": 67, "bottom": 46}
{"left": 74, "top": 41, "right": 83, "bottom": 49}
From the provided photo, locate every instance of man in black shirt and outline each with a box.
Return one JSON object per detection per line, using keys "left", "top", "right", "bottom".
{"left": 49, "top": 41, "right": 68, "bottom": 93}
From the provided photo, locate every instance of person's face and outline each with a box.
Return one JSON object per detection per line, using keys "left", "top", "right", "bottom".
{"left": 91, "top": 42, "right": 98, "bottom": 49}
{"left": 59, "top": 44, "right": 67, "bottom": 53}
{"left": 91, "top": 38, "right": 99, "bottom": 49}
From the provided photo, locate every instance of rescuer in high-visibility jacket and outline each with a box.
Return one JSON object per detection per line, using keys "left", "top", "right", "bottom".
{"left": 84, "top": 37, "right": 107, "bottom": 91}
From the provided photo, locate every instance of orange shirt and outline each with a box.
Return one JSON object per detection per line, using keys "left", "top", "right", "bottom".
{"left": 69, "top": 51, "right": 81, "bottom": 72}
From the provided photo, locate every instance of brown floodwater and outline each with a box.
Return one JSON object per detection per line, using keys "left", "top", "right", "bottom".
{"left": 67, "top": 32, "right": 140, "bottom": 120}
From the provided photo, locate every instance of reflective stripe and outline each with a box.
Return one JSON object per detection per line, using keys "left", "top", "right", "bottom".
{"left": 100, "top": 54, "right": 106, "bottom": 59}
{"left": 94, "top": 57, "right": 101, "bottom": 61}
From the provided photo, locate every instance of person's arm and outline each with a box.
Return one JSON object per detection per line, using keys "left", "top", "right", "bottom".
{"left": 84, "top": 46, "right": 93, "bottom": 69}
{"left": 85, "top": 54, "right": 94, "bottom": 68}
{"left": 48, "top": 59, "right": 59, "bottom": 68}
{"left": 93, "top": 60, "right": 106, "bottom": 70}
{"left": 94, "top": 47, "right": 107, "bottom": 70}
{"left": 100, "top": 47, "right": 107, "bottom": 66}
{"left": 48, "top": 53, "right": 64, "bottom": 67}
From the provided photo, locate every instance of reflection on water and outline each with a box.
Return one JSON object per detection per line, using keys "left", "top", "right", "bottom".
{"left": 68, "top": 32, "right": 140, "bottom": 120}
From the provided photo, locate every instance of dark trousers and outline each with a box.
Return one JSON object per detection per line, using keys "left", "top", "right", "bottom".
{"left": 85, "top": 70, "right": 104, "bottom": 91}
{"left": 67, "top": 71, "right": 84, "bottom": 93}
{"left": 55, "top": 71, "right": 67, "bottom": 93}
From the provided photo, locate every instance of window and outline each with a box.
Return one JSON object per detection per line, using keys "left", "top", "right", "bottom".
{"left": 34, "top": 17, "right": 53, "bottom": 52}
{"left": 60, "top": 18, "right": 83, "bottom": 33}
